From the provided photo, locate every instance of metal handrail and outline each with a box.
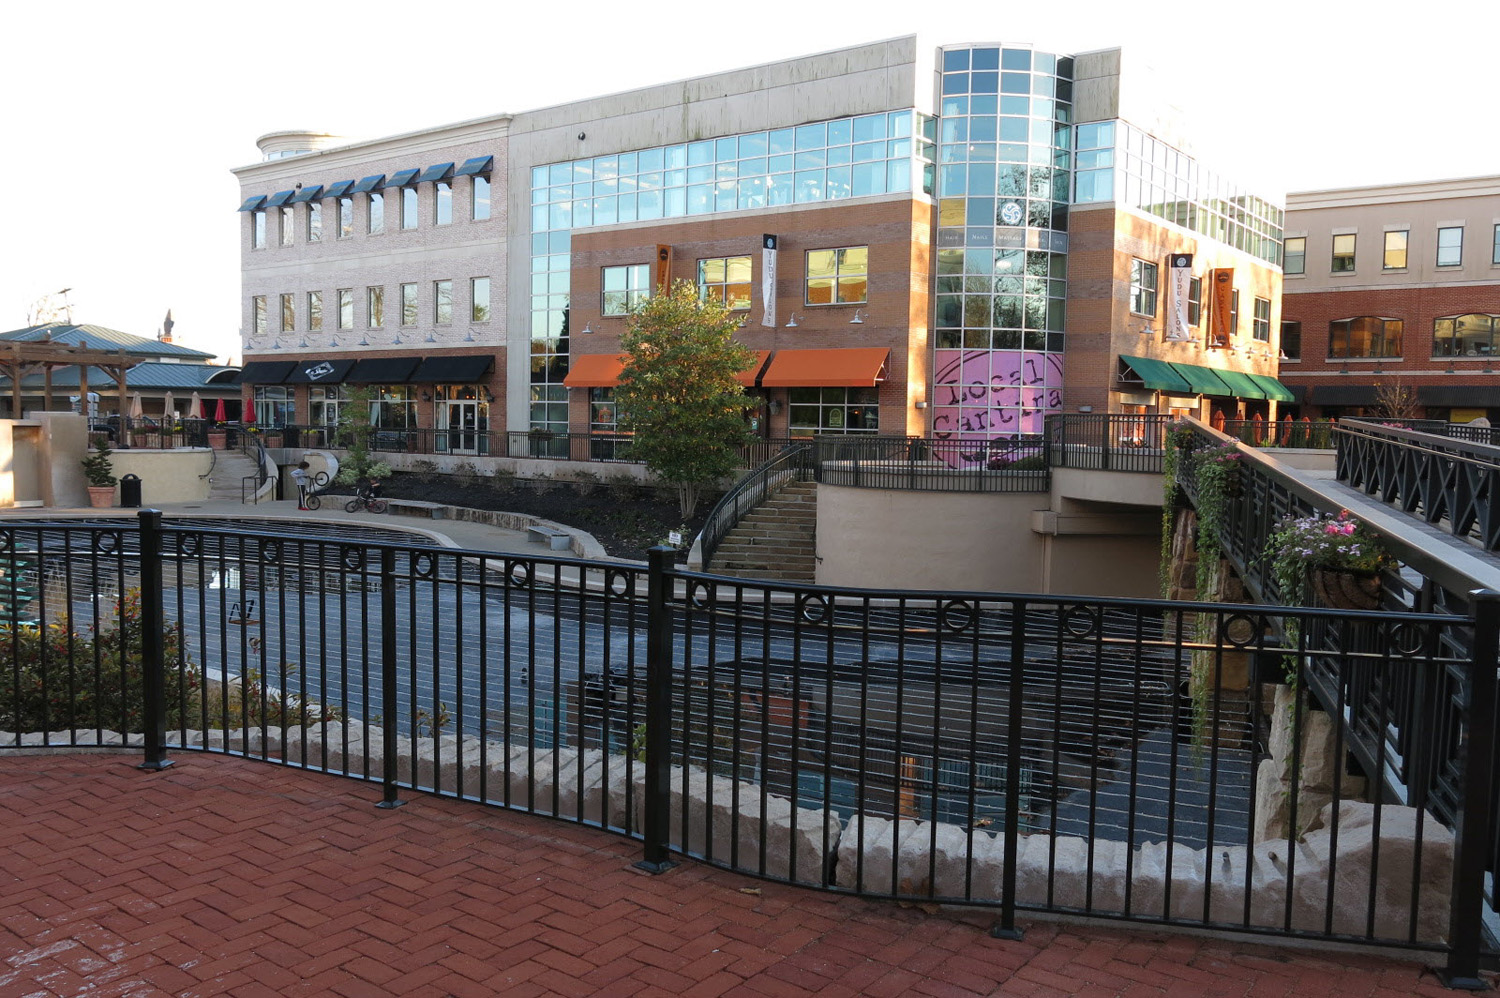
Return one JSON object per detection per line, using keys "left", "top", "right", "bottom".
{"left": 694, "top": 444, "right": 814, "bottom": 570}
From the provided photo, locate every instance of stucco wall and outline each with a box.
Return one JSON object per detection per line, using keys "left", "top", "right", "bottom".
{"left": 815, "top": 485, "right": 1048, "bottom": 592}
{"left": 108, "top": 450, "right": 214, "bottom": 505}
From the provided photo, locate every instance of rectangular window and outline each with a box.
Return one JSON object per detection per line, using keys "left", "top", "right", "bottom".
{"left": 434, "top": 280, "right": 452, "bottom": 324}
{"left": 787, "top": 387, "right": 880, "bottom": 435}
{"left": 1383, "top": 230, "right": 1408, "bottom": 269}
{"left": 602, "top": 264, "right": 651, "bottom": 316}
{"left": 307, "top": 291, "right": 323, "bottom": 331}
{"left": 471, "top": 277, "right": 490, "bottom": 322}
{"left": 308, "top": 201, "right": 322, "bottom": 242}
{"left": 338, "top": 289, "right": 353, "bottom": 330}
{"left": 401, "top": 187, "right": 418, "bottom": 229}
{"left": 367, "top": 286, "right": 384, "bottom": 328}
{"left": 338, "top": 197, "right": 353, "bottom": 238}
{"left": 472, "top": 175, "right": 490, "bottom": 221}
{"left": 1252, "top": 296, "right": 1271, "bottom": 341}
{"left": 1332, "top": 233, "right": 1356, "bottom": 272}
{"left": 1187, "top": 276, "right": 1202, "bottom": 326}
{"left": 1437, "top": 226, "right": 1463, "bottom": 266}
{"left": 280, "top": 293, "right": 294, "bottom": 332}
{"left": 279, "top": 206, "right": 293, "bottom": 246}
{"left": 1329, "top": 317, "right": 1402, "bottom": 358}
{"left": 368, "top": 192, "right": 384, "bottom": 234}
{"left": 1493, "top": 224, "right": 1500, "bottom": 265}
{"left": 1280, "top": 320, "right": 1301, "bottom": 360}
{"left": 697, "top": 256, "right": 753, "bottom": 309}
{"left": 435, "top": 182, "right": 452, "bottom": 225}
{"left": 252, "top": 210, "right": 266, "bottom": 249}
{"left": 1129, "top": 258, "right": 1158, "bottom": 317}
{"left": 401, "top": 283, "right": 417, "bottom": 325}
{"left": 253, "top": 295, "right": 266, "bottom": 335}
{"left": 805, "top": 246, "right": 868, "bottom": 305}
{"left": 1433, "top": 314, "right": 1499, "bottom": 357}
{"left": 1283, "top": 236, "right": 1305, "bottom": 275}
{"left": 1229, "top": 289, "right": 1240, "bottom": 337}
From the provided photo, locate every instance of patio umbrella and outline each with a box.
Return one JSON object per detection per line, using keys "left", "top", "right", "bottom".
{"left": 213, "top": 397, "right": 227, "bottom": 422}
{"left": 162, "top": 391, "right": 175, "bottom": 421}
{"left": 129, "top": 393, "right": 144, "bottom": 419}
{"left": 190, "top": 391, "right": 203, "bottom": 419}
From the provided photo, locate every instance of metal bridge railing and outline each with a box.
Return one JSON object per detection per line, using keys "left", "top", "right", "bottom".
{"left": 1, "top": 514, "right": 1497, "bottom": 978}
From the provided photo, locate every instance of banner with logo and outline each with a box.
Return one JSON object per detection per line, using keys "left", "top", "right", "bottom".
{"left": 1208, "top": 268, "right": 1234, "bottom": 348}
{"left": 761, "top": 234, "right": 778, "bottom": 328}
{"left": 654, "top": 245, "right": 672, "bottom": 292}
{"left": 1166, "top": 253, "right": 1193, "bottom": 342}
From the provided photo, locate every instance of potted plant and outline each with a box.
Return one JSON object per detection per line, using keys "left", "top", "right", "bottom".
{"left": 81, "top": 441, "right": 117, "bottom": 508}
{"left": 1194, "top": 441, "right": 1243, "bottom": 497}
{"left": 207, "top": 423, "right": 228, "bottom": 449}
{"left": 1266, "top": 509, "right": 1393, "bottom": 610}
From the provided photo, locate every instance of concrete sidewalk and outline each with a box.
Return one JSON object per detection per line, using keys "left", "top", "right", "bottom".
{"left": 0, "top": 752, "right": 1470, "bottom": 998}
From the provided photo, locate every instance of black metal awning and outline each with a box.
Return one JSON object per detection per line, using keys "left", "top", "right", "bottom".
{"left": 351, "top": 174, "right": 386, "bottom": 193}
{"left": 410, "top": 354, "right": 494, "bottom": 383}
{"left": 283, "top": 358, "right": 357, "bottom": 384}
{"left": 323, "top": 179, "right": 355, "bottom": 199}
{"left": 288, "top": 184, "right": 324, "bottom": 204}
{"left": 455, "top": 156, "right": 493, "bottom": 176}
{"left": 1311, "top": 384, "right": 1379, "bottom": 406}
{"left": 387, "top": 168, "right": 420, "bottom": 187}
{"left": 1418, "top": 385, "right": 1499, "bottom": 408}
{"left": 346, "top": 356, "right": 421, "bottom": 383}
{"left": 265, "top": 190, "right": 295, "bottom": 207}
{"left": 238, "top": 195, "right": 266, "bottom": 212}
{"left": 416, "top": 162, "right": 454, "bottom": 184}
{"left": 234, "top": 360, "right": 297, "bottom": 385}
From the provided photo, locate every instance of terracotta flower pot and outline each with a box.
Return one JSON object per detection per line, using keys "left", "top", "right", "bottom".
{"left": 86, "top": 485, "right": 115, "bottom": 509}
{"left": 1312, "top": 568, "right": 1381, "bottom": 610}
{"left": 208, "top": 432, "right": 227, "bottom": 449}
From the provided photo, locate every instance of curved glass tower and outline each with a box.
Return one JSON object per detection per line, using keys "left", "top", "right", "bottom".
{"left": 931, "top": 44, "right": 1073, "bottom": 444}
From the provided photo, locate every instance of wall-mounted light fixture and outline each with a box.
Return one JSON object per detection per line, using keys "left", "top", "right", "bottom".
{"left": 785, "top": 313, "right": 802, "bottom": 328}
{"left": 1078, "top": 405, "right": 1094, "bottom": 413}
{"left": 768, "top": 399, "right": 782, "bottom": 415}
{"left": 358, "top": 334, "right": 370, "bottom": 346}
{"left": 581, "top": 323, "right": 595, "bottom": 334}
{"left": 849, "top": 309, "right": 867, "bottom": 324}
{"left": 392, "top": 333, "right": 403, "bottom": 345}
{"left": 329, "top": 336, "right": 339, "bottom": 347}
{"left": 737, "top": 314, "right": 748, "bottom": 327}
{"left": 421, "top": 392, "right": 432, "bottom": 402}
{"left": 914, "top": 400, "right": 928, "bottom": 409}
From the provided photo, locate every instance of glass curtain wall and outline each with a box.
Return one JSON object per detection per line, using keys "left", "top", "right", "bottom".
{"left": 932, "top": 45, "right": 1072, "bottom": 444}
{"left": 528, "top": 111, "right": 936, "bottom": 433}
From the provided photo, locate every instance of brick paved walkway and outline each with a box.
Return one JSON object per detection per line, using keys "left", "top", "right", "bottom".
{"left": 0, "top": 753, "right": 1474, "bottom": 997}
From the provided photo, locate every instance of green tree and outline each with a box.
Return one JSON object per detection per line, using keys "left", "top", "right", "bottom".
{"left": 335, "top": 385, "right": 393, "bottom": 486}
{"left": 615, "top": 279, "right": 754, "bottom": 517}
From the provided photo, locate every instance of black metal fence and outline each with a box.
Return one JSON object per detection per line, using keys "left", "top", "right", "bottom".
{"left": 1, "top": 513, "right": 1496, "bottom": 978}
{"left": 1045, "top": 414, "right": 1171, "bottom": 473}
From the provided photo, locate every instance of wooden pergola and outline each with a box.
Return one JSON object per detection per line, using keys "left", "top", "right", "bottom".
{"left": 0, "top": 339, "right": 143, "bottom": 418}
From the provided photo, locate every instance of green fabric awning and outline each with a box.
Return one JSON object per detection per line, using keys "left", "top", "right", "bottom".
{"left": 1168, "top": 362, "right": 1234, "bottom": 396}
{"left": 1118, "top": 355, "right": 1193, "bottom": 393}
{"left": 1213, "top": 369, "right": 1269, "bottom": 400}
{"left": 1247, "top": 373, "right": 1296, "bottom": 403}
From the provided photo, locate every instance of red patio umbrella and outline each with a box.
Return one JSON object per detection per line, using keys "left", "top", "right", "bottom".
{"left": 213, "top": 397, "right": 227, "bottom": 423}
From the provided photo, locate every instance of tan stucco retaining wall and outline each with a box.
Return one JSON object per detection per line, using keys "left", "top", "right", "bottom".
{"left": 109, "top": 450, "right": 214, "bottom": 505}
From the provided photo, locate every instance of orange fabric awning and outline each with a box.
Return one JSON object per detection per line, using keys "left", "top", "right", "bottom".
{"left": 563, "top": 353, "right": 627, "bottom": 388}
{"left": 760, "top": 348, "right": 889, "bottom": 388}
{"left": 738, "top": 350, "right": 771, "bottom": 387}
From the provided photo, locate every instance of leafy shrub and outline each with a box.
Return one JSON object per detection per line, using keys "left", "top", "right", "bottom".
{"left": 569, "top": 470, "right": 601, "bottom": 496}
{"left": 451, "top": 461, "right": 481, "bottom": 489}
{"left": 606, "top": 472, "right": 641, "bottom": 502}
{"left": 409, "top": 459, "right": 440, "bottom": 484}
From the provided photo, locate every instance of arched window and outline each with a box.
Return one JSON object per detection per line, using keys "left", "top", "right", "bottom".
{"left": 1328, "top": 317, "right": 1402, "bottom": 358}
{"left": 1432, "top": 313, "right": 1499, "bottom": 358}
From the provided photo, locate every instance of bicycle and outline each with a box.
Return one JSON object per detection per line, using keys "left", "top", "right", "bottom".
{"left": 300, "top": 472, "right": 332, "bottom": 511}
{"left": 344, "top": 494, "right": 389, "bottom": 514}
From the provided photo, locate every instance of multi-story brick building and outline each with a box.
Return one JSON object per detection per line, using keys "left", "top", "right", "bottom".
{"left": 1282, "top": 176, "right": 1500, "bottom": 422}
{"left": 232, "top": 37, "right": 1288, "bottom": 458}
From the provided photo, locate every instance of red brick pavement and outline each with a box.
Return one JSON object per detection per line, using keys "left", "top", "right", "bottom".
{"left": 0, "top": 753, "right": 1476, "bottom": 997}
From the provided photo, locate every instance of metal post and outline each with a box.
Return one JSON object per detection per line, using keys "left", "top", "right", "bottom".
{"left": 1440, "top": 589, "right": 1499, "bottom": 988}
{"left": 991, "top": 598, "right": 1025, "bottom": 941}
{"left": 376, "top": 548, "right": 404, "bottom": 809}
{"left": 136, "top": 510, "right": 173, "bottom": 772}
{"left": 636, "top": 546, "right": 677, "bottom": 873}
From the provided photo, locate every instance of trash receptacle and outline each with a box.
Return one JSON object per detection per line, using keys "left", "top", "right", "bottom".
{"left": 119, "top": 473, "right": 142, "bottom": 508}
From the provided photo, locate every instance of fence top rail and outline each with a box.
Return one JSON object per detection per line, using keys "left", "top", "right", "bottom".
{"left": 1336, "top": 418, "right": 1500, "bottom": 467}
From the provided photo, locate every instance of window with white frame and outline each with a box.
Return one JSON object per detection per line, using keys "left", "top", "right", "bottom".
{"left": 368, "top": 192, "right": 384, "bottom": 234}
{"left": 1384, "top": 230, "right": 1408, "bottom": 269}
{"left": 401, "top": 283, "right": 417, "bottom": 325}
{"left": 279, "top": 206, "right": 293, "bottom": 246}
{"left": 1188, "top": 276, "right": 1203, "bottom": 326}
{"left": 338, "top": 289, "right": 353, "bottom": 330}
{"left": 308, "top": 201, "right": 322, "bottom": 242}
{"left": 252, "top": 210, "right": 266, "bottom": 249}
{"left": 338, "top": 197, "right": 353, "bottom": 238}
{"left": 1252, "top": 296, "right": 1271, "bottom": 341}
{"left": 280, "top": 293, "right": 294, "bottom": 332}
{"left": 401, "top": 187, "right": 418, "bottom": 229}
{"left": 252, "top": 295, "right": 266, "bottom": 335}
{"left": 1129, "top": 258, "right": 1158, "bottom": 316}
{"left": 1283, "top": 236, "right": 1305, "bottom": 275}
{"left": 602, "top": 264, "right": 651, "bottom": 316}
{"left": 1330, "top": 316, "right": 1402, "bottom": 358}
{"left": 1332, "top": 233, "right": 1356, "bottom": 272}
{"left": 1433, "top": 314, "right": 1500, "bottom": 357}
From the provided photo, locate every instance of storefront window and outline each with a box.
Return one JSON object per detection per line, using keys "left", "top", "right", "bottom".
{"left": 787, "top": 387, "right": 880, "bottom": 435}
{"left": 252, "top": 386, "right": 293, "bottom": 427}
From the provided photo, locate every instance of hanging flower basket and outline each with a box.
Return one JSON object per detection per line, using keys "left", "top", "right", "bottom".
{"left": 1311, "top": 567, "right": 1382, "bottom": 610}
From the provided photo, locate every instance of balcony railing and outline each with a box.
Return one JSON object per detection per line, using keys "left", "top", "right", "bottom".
{"left": 0, "top": 514, "right": 1495, "bottom": 977}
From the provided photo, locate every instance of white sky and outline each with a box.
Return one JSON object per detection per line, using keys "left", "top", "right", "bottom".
{"left": 3, "top": 0, "right": 1496, "bottom": 367}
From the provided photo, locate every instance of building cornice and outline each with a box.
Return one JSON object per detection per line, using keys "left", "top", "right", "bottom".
{"left": 231, "top": 115, "right": 513, "bottom": 182}
{"left": 1288, "top": 175, "right": 1500, "bottom": 210}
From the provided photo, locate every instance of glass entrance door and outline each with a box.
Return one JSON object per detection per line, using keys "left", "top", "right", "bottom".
{"left": 445, "top": 400, "right": 480, "bottom": 454}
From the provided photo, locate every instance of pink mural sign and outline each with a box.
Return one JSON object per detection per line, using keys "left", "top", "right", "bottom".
{"left": 931, "top": 350, "right": 1064, "bottom": 467}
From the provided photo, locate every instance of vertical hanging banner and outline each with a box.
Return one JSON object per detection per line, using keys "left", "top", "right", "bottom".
{"left": 1208, "top": 268, "right": 1235, "bottom": 348}
{"left": 655, "top": 245, "right": 672, "bottom": 292}
{"left": 761, "top": 234, "right": 778, "bottom": 328}
{"left": 1165, "top": 253, "right": 1193, "bottom": 342}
